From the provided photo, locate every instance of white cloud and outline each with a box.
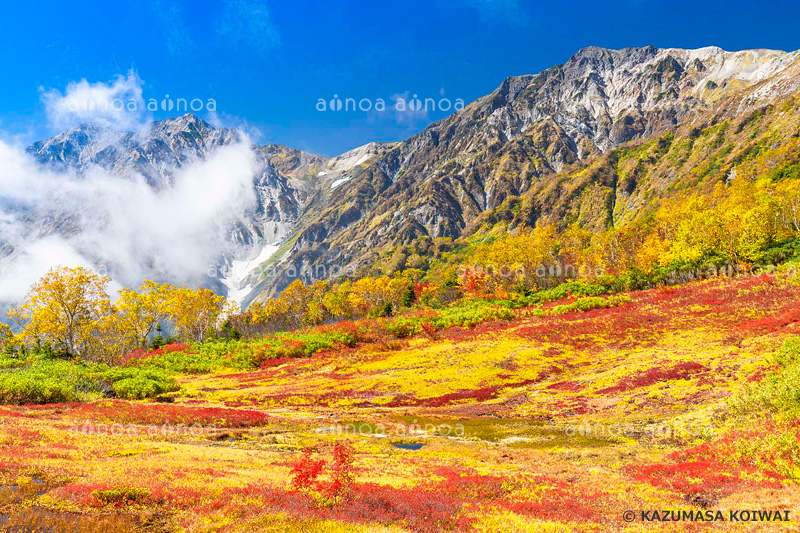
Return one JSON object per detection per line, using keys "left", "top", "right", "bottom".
{"left": 0, "top": 138, "right": 258, "bottom": 302}
{"left": 39, "top": 71, "right": 147, "bottom": 131}
{"left": 207, "top": 110, "right": 267, "bottom": 144}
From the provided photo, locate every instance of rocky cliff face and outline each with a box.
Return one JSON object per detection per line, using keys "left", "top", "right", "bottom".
{"left": 15, "top": 46, "right": 800, "bottom": 305}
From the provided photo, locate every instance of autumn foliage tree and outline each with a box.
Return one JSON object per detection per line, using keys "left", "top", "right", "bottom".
{"left": 6, "top": 267, "right": 231, "bottom": 361}
{"left": 114, "top": 280, "right": 173, "bottom": 350}
{"left": 165, "top": 286, "right": 225, "bottom": 343}
{"left": 10, "top": 266, "right": 112, "bottom": 360}
{"left": 247, "top": 273, "right": 414, "bottom": 333}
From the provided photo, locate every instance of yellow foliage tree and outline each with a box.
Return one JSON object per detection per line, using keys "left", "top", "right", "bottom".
{"left": 165, "top": 287, "right": 224, "bottom": 343}
{"left": 471, "top": 224, "right": 560, "bottom": 290}
{"left": 0, "top": 323, "right": 13, "bottom": 353}
{"left": 115, "top": 280, "right": 174, "bottom": 349}
{"left": 322, "top": 280, "right": 354, "bottom": 319}
{"left": 302, "top": 280, "right": 330, "bottom": 325}
{"left": 9, "top": 266, "right": 111, "bottom": 359}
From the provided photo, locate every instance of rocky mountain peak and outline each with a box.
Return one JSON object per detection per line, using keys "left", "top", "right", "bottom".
{"left": 154, "top": 113, "right": 213, "bottom": 137}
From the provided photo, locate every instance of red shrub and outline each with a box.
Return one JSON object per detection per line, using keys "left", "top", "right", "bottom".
{"left": 290, "top": 448, "right": 326, "bottom": 493}
{"left": 325, "top": 444, "right": 355, "bottom": 504}
{"left": 289, "top": 444, "right": 355, "bottom": 506}
{"left": 413, "top": 282, "right": 432, "bottom": 301}
{"left": 419, "top": 321, "right": 437, "bottom": 340}
{"left": 461, "top": 269, "right": 492, "bottom": 298}
{"left": 629, "top": 428, "right": 788, "bottom": 502}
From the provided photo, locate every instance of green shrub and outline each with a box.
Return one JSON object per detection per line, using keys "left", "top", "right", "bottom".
{"left": 103, "top": 367, "right": 177, "bottom": 400}
{"left": 514, "top": 279, "right": 618, "bottom": 307}
{"left": 433, "top": 301, "right": 515, "bottom": 329}
{"left": 92, "top": 487, "right": 150, "bottom": 506}
{"left": 112, "top": 378, "right": 160, "bottom": 400}
{"left": 134, "top": 341, "right": 258, "bottom": 374}
{"left": 0, "top": 355, "right": 29, "bottom": 370}
{"left": 271, "top": 332, "right": 358, "bottom": 358}
{"left": 134, "top": 334, "right": 361, "bottom": 374}
{"left": 0, "top": 359, "right": 178, "bottom": 404}
{"left": 0, "top": 360, "right": 102, "bottom": 404}
{"left": 197, "top": 340, "right": 258, "bottom": 370}
{"left": 550, "top": 295, "right": 630, "bottom": 315}
{"left": 387, "top": 317, "right": 421, "bottom": 338}
{"left": 0, "top": 372, "right": 76, "bottom": 403}
{"left": 733, "top": 337, "right": 800, "bottom": 418}
{"left": 137, "top": 350, "right": 218, "bottom": 374}
{"left": 775, "top": 337, "right": 800, "bottom": 367}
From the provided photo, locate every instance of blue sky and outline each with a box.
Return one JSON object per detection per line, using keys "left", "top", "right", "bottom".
{"left": 2, "top": 0, "right": 800, "bottom": 156}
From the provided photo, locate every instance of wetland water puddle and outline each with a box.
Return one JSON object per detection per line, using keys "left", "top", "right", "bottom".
{"left": 391, "top": 442, "right": 426, "bottom": 450}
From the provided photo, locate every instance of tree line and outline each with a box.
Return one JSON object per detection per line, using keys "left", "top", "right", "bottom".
{"left": 4, "top": 164, "right": 799, "bottom": 362}
{"left": 3, "top": 269, "right": 226, "bottom": 362}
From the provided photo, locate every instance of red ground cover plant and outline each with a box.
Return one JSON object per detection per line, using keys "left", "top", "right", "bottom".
{"left": 258, "top": 356, "right": 298, "bottom": 369}
{"left": 120, "top": 343, "right": 192, "bottom": 365}
{"left": 630, "top": 460, "right": 761, "bottom": 506}
{"left": 514, "top": 303, "right": 669, "bottom": 350}
{"left": 207, "top": 460, "right": 615, "bottom": 532}
{"left": 628, "top": 428, "right": 788, "bottom": 505}
{"left": 512, "top": 277, "right": 800, "bottom": 350}
{"left": 747, "top": 365, "right": 779, "bottom": 382}
{"left": 56, "top": 480, "right": 207, "bottom": 511}
{"left": 55, "top": 400, "right": 270, "bottom": 427}
{"left": 500, "top": 478, "right": 608, "bottom": 523}
{"left": 739, "top": 308, "right": 800, "bottom": 334}
{"left": 383, "top": 379, "right": 537, "bottom": 408}
{"left": 546, "top": 380, "right": 583, "bottom": 392}
{"left": 596, "top": 362, "right": 708, "bottom": 394}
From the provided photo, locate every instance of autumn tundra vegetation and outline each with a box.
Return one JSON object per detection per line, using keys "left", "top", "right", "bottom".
{"left": 1, "top": 150, "right": 800, "bottom": 530}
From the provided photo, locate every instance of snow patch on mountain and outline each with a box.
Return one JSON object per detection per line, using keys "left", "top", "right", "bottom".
{"left": 324, "top": 142, "right": 395, "bottom": 173}
{"left": 220, "top": 243, "right": 281, "bottom": 306}
{"left": 330, "top": 177, "right": 351, "bottom": 189}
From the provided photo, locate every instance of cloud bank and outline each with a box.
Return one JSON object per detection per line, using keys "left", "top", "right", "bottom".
{"left": 0, "top": 138, "right": 258, "bottom": 302}
{"left": 40, "top": 71, "right": 148, "bottom": 131}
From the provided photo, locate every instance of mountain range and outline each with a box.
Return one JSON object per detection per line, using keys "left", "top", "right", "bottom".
{"left": 17, "top": 45, "right": 800, "bottom": 307}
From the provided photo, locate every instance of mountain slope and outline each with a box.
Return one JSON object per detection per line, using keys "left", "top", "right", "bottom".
{"left": 251, "top": 45, "right": 800, "bottom": 300}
